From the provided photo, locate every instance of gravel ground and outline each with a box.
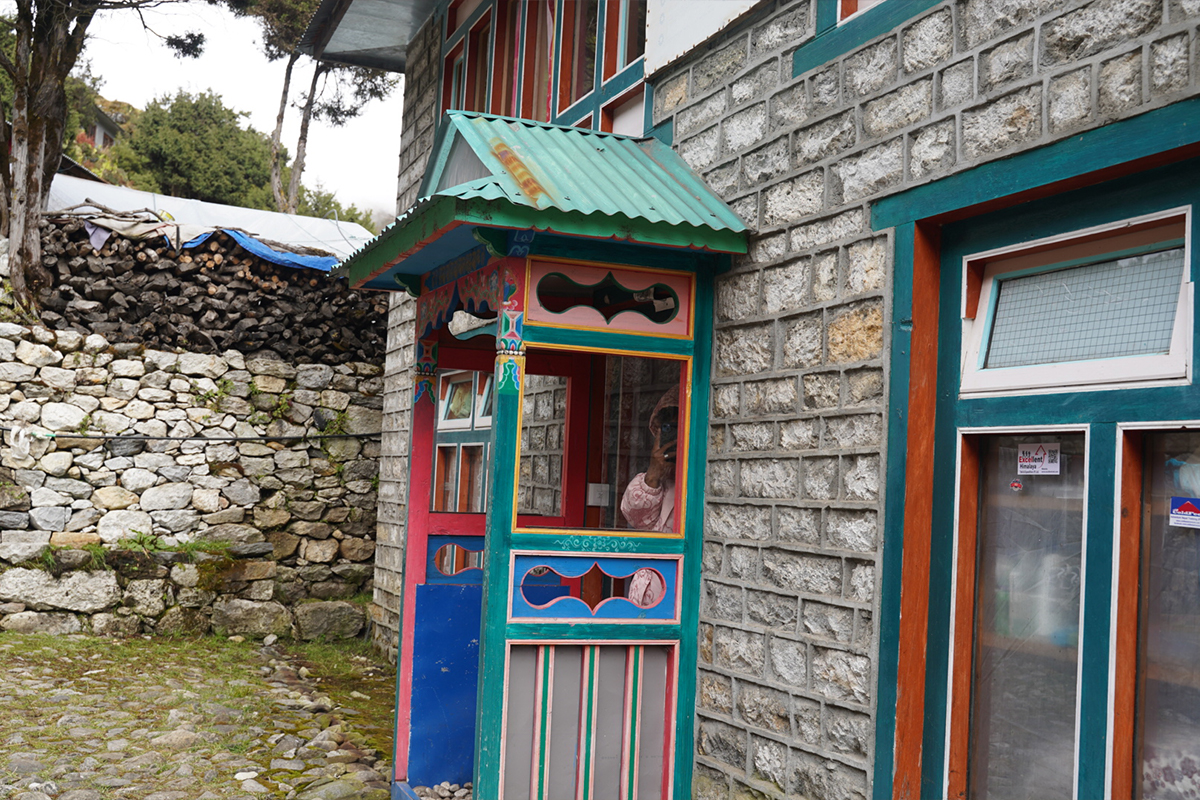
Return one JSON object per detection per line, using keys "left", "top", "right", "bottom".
{"left": 0, "top": 633, "right": 395, "bottom": 800}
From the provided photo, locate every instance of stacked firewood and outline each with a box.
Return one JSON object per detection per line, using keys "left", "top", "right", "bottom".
{"left": 34, "top": 216, "right": 387, "bottom": 364}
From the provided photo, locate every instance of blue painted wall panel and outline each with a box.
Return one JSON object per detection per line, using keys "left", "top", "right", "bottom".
{"left": 409, "top": 583, "right": 483, "bottom": 786}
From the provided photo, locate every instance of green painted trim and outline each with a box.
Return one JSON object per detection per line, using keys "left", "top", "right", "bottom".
{"left": 510, "top": 532, "right": 687, "bottom": 555}
{"left": 455, "top": 196, "right": 749, "bottom": 254}
{"left": 793, "top": 0, "right": 943, "bottom": 78}
{"left": 673, "top": 263, "right": 714, "bottom": 799}
{"left": 626, "top": 645, "right": 641, "bottom": 800}
{"left": 524, "top": 325, "right": 695, "bottom": 356}
{"left": 474, "top": 356, "right": 521, "bottom": 798}
{"left": 871, "top": 97, "right": 1200, "bottom": 230}
{"left": 338, "top": 195, "right": 459, "bottom": 287}
{"left": 581, "top": 646, "right": 597, "bottom": 799}
{"left": 1078, "top": 423, "right": 1116, "bottom": 799}
{"left": 527, "top": 233, "right": 726, "bottom": 273}
{"left": 536, "top": 648, "right": 551, "bottom": 800}
{"left": 914, "top": 155, "right": 1200, "bottom": 794}
{"left": 871, "top": 221, "right": 914, "bottom": 800}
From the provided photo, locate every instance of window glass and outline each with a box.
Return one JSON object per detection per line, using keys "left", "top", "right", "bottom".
{"left": 986, "top": 247, "right": 1185, "bottom": 369}
{"left": 1139, "top": 431, "right": 1200, "bottom": 797}
{"left": 620, "top": 0, "right": 646, "bottom": 67}
{"left": 433, "top": 370, "right": 492, "bottom": 513}
{"left": 970, "top": 433, "right": 1084, "bottom": 800}
{"left": 517, "top": 353, "right": 685, "bottom": 533}
{"left": 522, "top": 0, "right": 554, "bottom": 121}
{"left": 565, "top": 0, "right": 599, "bottom": 107}
{"left": 518, "top": 374, "right": 567, "bottom": 518}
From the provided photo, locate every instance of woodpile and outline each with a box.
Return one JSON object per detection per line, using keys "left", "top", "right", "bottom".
{"left": 35, "top": 217, "right": 387, "bottom": 364}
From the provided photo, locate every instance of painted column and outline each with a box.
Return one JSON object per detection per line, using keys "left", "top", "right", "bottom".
{"left": 474, "top": 256, "right": 526, "bottom": 796}
{"left": 395, "top": 334, "right": 439, "bottom": 780}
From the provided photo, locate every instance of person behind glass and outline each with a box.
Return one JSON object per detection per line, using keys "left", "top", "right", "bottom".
{"left": 621, "top": 386, "right": 680, "bottom": 533}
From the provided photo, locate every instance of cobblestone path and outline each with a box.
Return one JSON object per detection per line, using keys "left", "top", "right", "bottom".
{"left": 0, "top": 633, "right": 394, "bottom": 800}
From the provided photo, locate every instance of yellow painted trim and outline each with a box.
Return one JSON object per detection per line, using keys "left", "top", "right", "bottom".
{"left": 512, "top": 344, "right": 693, "bottom": 537}
{"left": 522, "top": 256, "right": 697, "bottom": 341}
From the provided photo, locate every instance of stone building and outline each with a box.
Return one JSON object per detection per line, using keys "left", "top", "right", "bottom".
{"left": 303, "top": 0, "right": 1200, "bottom": 798}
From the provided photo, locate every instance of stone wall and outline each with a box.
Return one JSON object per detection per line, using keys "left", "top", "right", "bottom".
{"left": 373, "top": 9, "right": 442, "bottom": 660}
{"left": 647, "top": 0, "right": 1200, "bottom": 797}
{"left": 0, "top": 322, "right": 383, "bottom": 638}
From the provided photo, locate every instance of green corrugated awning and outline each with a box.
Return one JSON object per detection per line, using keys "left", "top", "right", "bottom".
{"left": 337, "top": 112, "right": 750, "bottom": 290}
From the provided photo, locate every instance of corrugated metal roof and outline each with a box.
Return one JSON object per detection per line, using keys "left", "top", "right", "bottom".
{"left": 438, "top": 112, "right": 748, "bottom": 235}
{"left": 336, "top": 112, "right": 750, "bottom": 289}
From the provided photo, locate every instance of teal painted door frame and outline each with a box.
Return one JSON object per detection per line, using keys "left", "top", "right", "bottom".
{"left": 873, "top": 100, "right": 1200, "bottom": 800}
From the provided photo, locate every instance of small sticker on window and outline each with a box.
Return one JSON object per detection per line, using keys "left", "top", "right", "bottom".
{"left": 1169, "top": 497, "right": 1200, "bottom": 528}
{"left": 1017, "top": 442, "right": 1061, "bottom": 475}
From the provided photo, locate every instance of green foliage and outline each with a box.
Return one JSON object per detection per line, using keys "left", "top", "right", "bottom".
{"left": 116, "top": 529, "right": 164, "bottom": 555}
{"left": 298, "top": 185, "right": 377, "bottom": 233}
{"left": 80, "top": 543, "right": 110, "bottom": 571}
{"left": 118, "top": 91, "right": 277, "bottom": 210}
{"left": 195, "top": 378, "right": 235, "bottom": 410}
{"left": 175, "top": 538, "right": 232, "bottom": 559}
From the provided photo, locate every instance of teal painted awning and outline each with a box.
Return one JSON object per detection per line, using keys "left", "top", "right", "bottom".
{"left": 336, "top": 112, "right": 749, "bottom": 290}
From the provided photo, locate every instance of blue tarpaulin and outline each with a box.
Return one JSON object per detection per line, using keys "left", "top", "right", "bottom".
{"left": 180, "top": 230, "right": 337, "bottom": 272}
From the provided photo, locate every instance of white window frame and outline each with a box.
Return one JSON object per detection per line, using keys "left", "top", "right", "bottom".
{"left": 838, "top": 0, "right": 887, "bottom": 24}
{"left": 960, "top": 207, "right": 1194, "bottom": 398}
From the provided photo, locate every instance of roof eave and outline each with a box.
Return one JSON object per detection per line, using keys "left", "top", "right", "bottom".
{"left": 336, "top": 194, "right": 749, "bottom": 291}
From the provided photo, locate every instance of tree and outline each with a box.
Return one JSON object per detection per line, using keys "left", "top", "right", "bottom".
{"left": 298, "top": 184, "right": 376, "bottom": 233}
{"left": 0, "top": 1, "right": 250, "bottom": 311}
{"left": 238, "top": 0, "right": 398, "bottom": 214}
{"left": 118, "top": 90, "right": 276, "bottom": 210}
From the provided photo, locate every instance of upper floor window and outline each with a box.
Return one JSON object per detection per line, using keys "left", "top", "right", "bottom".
{"left": 442, "top": 0, "right": 648, "bottom": 133}
{"left": 838, "top": 0, "right": 886, "bottom": 22}
{"left": 960, "top": 210, "right": 1192, "bottom": 396}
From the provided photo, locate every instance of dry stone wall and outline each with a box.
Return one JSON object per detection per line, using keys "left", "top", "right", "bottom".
{"left": 0, "top": 230, "right": 385, "bottom": 640}
{"left": 649, "top": 0, "right": 1200, "bottom": 798}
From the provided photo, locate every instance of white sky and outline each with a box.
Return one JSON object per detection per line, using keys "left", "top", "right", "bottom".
{"left": 80, "top": 4, "right": 407, "bottom": 221}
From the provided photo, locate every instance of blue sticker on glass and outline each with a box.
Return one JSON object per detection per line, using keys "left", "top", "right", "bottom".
{"left": 1169, "top": 496, "right": 1200, "bottom": 529}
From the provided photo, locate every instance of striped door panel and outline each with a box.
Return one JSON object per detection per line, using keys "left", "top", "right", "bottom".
{"left": 502, "top": 643, "right": 675, "bottom": 800}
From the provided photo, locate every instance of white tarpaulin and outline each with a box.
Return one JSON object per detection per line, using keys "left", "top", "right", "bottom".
{"left": 46, "top": 173, "right": 376, "bottom": 260}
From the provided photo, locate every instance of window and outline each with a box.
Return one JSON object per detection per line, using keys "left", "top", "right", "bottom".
{"left": 838, "top": 0, "right": 887, "bottom": 21}
{"left": 432, "top": 370, "right": 493, "bottom": 513}
{"left": 516, "top": 352, "right": 688, "bottom": 535}
{"left": 442, "top": 0, "right": 648, "bottom": 134}
{"left": 948, "top": 432, "right": 1086, "bottom": 799}
{"left": 960, "top": 210, "right": 1191, "bottom": 396}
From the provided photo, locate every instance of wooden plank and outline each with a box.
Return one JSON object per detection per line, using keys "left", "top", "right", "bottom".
{"left": 892, "top": 219, "right": 941, "bottom": 800}
{"left": 946, "top": 436, "right": 980, "bottom": 800}
{"left": 1111, "top": 430, "right": 1143, "bottom": 800}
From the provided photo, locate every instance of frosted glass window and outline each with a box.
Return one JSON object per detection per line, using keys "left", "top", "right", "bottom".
{"left": 985, "top": 248, "right": 1185, "bottom": 369}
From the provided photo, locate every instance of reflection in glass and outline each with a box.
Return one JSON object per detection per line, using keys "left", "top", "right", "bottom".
{"left": 517, "top": 355, "right": 683, "bottom": 532}
{"left": 1140, "top": 432, "right": 1200, "bottom": 799}
{"left": 434, "top": 543, "right": 483, "bottom": 576}
{"left": 434, "top": 443, "right": 488, "bottom": 513}
{"left": 567, "top": 0, "right": 598, "bottom": 105}
{"left": 518, "top": 374, "right": 567, "bottom": 517}
{"left": 536, "top": 271, "right": 678, "bottom": 324}
{"left": 970, "top": 434, "right": 1083, "bottom": 800}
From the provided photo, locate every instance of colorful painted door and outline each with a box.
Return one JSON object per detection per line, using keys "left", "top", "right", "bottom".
{"left": 474, "top": 256, "right": 710, "bottom": 800}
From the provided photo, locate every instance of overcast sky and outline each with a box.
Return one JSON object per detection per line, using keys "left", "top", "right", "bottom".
{"left": 79, "top": 4, "right": 407, "bottom": 221}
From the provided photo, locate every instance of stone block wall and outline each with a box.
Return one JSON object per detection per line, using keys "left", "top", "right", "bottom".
{"left": 649, "top": 0, "right": 1200, "bottom": 797}
{"left": 374, "top": 9, "right": 442, "bottom": 660}
{"left": 0, "top": 322, "right": 383, "bottom": 638}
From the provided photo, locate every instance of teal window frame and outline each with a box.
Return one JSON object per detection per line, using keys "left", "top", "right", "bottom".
{"left": 926, "top": 167, "right": 1199, "bottom": 800}
{"left": 870, "top": 97, "right": 1200, "bottom": 800}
